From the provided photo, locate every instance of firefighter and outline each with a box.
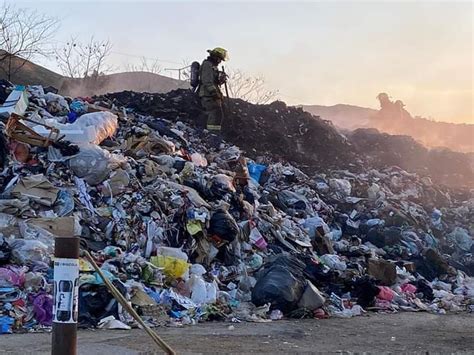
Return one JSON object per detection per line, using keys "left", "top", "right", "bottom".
{"left": 198, "top": 47, "right": 228, "bottom": 137}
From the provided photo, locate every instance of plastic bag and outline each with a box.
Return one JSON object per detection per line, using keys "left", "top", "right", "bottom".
{"left": 447, "top": 227, "right": 472, "bottom": 252}
{"left": 27, "top": 85, "right": 45, "bottom": 98}
{"left": 39, "top": 111, "right": 117, "bottom": 144}
{"left": 206, "top": 281, "right": 218, "bottom": 303}
{"left": 303, "top": 216, "right": 330, "bottom": 239}
{"left": 54, "top": 190, "right": 75, "bottom": 216}
{"left": 208, "top": 210, "right": 239, "bottom": 242}
{"left": 320, "top": 254, "right": 347, "bottom": 271}
{"left": 249, "top": 228, "right": 267, "bottom": 250}
{"left": 0, "top": 266, "right": 26, "bottom": 287}
{"left": 9, "top": 239, "right": 50, "bottom": 264}
{"left": 0, "top": 235, "right": 12, "bottom": 265}
{"left": 0, "top": 213, "right": 17, "bottom": 228}
{"left": 297, "top": 280, "right": 326, "bottom": 310}
{"left": 70, "top": 99, "right": 88, "bottom": 114}
{"left": 191, "top": 152, "right": 208, "bottom": 167}
{"left": 76, "top": 112, "right": 118, "bottom": 143}
{"left": 251, "top": 254, "right": 306, "bottom": 313}
{"left": 31, "top": 291, "right": 53, "bottom": 326}
{"left": 0, "top": 315, "right": 14, "bottom": 334}
{"left": 247, "top": 163, "right": 266, "bottom": 183}
{"left": 44, "top": 92, "right": 69, "bottom": 114}
{"left": 19, "top": 220, "right": 55, "bottom": 253}
{"left": 377, "top": 286, "right": 395, "bottom": 301}
{"left": 218, "top": 146, "right": 241, "bottom": 162}
{"left": 69, "top": 145, "right": 126, "bottom": 185}
{"left": 189, "top": 263, "right": 207, "bottom": 276}
{"left": 188, "top": 274, "right": 207, "bottom": 304}
{"left": 156, "top": 246, "right": 188, "bottom": 261}
{"left": 367, "top": 183, "right": 384, "bottom": 200}
{"left": 329, "top": 178, "right": 352, "bottom": 196}
{"left": 247, "top": 253, "right": 263, "bottom": 270}
{"left": 210, "top": 174, "right": 235, "bottom": 196}
{"left": 150, "top": 255, "right": 189, "bottom": 279}
{"left": 272, "top": 190, "right": 311, "bottom": 213}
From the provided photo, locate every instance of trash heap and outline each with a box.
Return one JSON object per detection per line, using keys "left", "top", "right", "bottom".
{"left": 99, "top": 89, "right": 474, "bottom": 188}
{"left": 0, "top": 83, "right": 472, "bottom": 334}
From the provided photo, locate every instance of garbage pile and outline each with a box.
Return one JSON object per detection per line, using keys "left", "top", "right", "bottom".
{"left": 97, "top": 90, "right": 356, "bottom": 169}
{"left": 0, "top": 83, "right": 472, "bottom": 334}
{"left": 99, "top": 89, "right": 474, "bottom": 188}
{"left": 349, "top": 128, "right": 474, "bottom": 188}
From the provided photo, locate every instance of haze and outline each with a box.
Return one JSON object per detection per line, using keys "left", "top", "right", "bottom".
{"left": 11, "top": 0, "right": 474, "bottom": 124}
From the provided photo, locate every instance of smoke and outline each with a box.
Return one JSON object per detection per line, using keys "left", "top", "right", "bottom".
{"left": 368, "top": 93, "right": 474, "bottom": 153}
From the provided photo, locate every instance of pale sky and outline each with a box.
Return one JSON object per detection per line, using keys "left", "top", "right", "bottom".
{"left": 10, "top": 0, "right": 474, "bottom": 124}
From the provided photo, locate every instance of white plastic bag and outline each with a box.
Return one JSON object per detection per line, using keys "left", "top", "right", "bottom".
{"left": 189, "top": 274, "right": 207, "bottom": 304}
{"left": 9, "top": 239, "right": 50, "bottom": 264}
{"left": 44, "top": 92, "right": 69, "bottom": 115}
{"left": 320, "top": 254, "right": 347, "bottom": 271}
{"left": 69, "top": 145, "right": 127, "bottom": 186}
{"left": 36, "top": 111, "right": 118, "bottom": 144}
{"left": 329, "top": 178, "right": 352, "bottom": 196}
{"left": 75, "top": 112, "right": 118, "bottom": 144}
{"left": 69, "top": 145, "right": 111, "bottom": 185}
{"left": 190, "top": 264, "right": 207, "bottom": 276}
{"left": 156, "top": 246, "right": 188, "bottom": 261}
{"left": 206, "top": 281, "right": 218, "bottom": 303}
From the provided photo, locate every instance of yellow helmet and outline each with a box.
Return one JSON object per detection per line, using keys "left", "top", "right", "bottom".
{"left": 207, "top": 47, "right": 229, "bottom": 61}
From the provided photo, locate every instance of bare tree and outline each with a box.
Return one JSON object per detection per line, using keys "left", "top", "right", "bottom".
{"left": 89, "top": 38, "right": 113, "bottom": 77}
{"left": 54, "top": 37, "right": 82, "bottom": 78}
{"left": 55, "top": 36, "right": 113, "bottom": 78}
{"left": 125, "top": 56, "right": 162, "bottom": 74}
{"left": 0, "top": 3, "right": 58, "bottom": 80}
{"left": 226, "top": 68, "right": 278, "bottom": 104}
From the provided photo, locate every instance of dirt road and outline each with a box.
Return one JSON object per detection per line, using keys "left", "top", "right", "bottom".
{"left": 1, "top": 313, "right": 473, "bottom": 354}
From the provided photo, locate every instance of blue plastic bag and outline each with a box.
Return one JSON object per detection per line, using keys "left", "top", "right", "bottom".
{"left": 0, "top": 315, "right": 14, "bottom": 334}
{"left": 247, "top": 163, "right": 266, "bottom": 183}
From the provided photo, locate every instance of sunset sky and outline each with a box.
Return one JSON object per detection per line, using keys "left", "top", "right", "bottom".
{"left": 11, "top": 0, "right": 474, "bottom": 124}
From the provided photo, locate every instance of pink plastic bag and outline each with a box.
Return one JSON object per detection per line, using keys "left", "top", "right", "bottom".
{"left": 0, "top": 266, "right": 26, "bottom": 287}
{"left": 249, "top": 228, "right": 268, "bottom": 250}
{"left": 401, "top": 283, "right": 417, "bottom": 294}
{"left": 377, "top": 286, "right": 395, "bottom": 301}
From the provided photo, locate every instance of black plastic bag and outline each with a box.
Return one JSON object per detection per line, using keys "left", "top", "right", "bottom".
{"left": 78, "top": 281, "right": 126, "bottom": 328}
{"left": 251, "top": 254, "right": 306, "bottom": 313}
{"left": 351, "top": 276, "right": 380, "bottom": 308}
{"left": 208, "top": 210, "right": 239, "bottom": 242}
{"left": 0, "top": 235, "right": 11, "bottom": 265}
{"left": 270, "top": 190, "right": 310, "bottom": 214}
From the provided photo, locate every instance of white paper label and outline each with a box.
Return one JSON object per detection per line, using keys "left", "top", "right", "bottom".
{"left": 53, "top": 258, "right": 79, "bottom": 324}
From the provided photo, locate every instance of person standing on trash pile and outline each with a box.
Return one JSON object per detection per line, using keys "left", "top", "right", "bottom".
{"left": 198, "top": 47, "right": 228, "bottom": 138}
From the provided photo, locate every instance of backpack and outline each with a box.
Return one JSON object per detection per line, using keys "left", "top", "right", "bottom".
{"left": 190, "top": 61, "right": 200, "bottom": 92}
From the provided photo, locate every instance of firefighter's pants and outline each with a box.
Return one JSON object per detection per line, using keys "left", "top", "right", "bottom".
{"left": 200, "top": 96, "right": 223, "bottom": 133}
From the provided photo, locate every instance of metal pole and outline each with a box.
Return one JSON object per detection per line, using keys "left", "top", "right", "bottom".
{"left": 52, "top": 235, "right": 79, "bottom": 355}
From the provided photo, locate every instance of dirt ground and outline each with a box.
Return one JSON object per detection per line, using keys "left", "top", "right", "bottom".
{"left": 1, "top": 312, "right": 473, "bottom": 354}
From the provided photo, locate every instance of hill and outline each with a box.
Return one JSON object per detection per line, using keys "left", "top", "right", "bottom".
{"left": 0, "top": 51, "right": 65, "bottom": 89}
{"left": 0, "top": 53, "right": 188, "bottom": 97}
{"left": 301, "top": 104, "right": 376, "bottom": 130}
{"left": 60, "top": 71, "right": 189, "bottom": 97}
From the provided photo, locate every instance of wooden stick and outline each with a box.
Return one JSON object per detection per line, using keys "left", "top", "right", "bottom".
{"left": 83, "top": 251, "right": 176, "bottom": 355}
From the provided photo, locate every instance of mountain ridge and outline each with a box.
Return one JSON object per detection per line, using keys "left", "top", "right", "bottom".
{"left": 0, "top": 53, "right": 188, "bottom": 97}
